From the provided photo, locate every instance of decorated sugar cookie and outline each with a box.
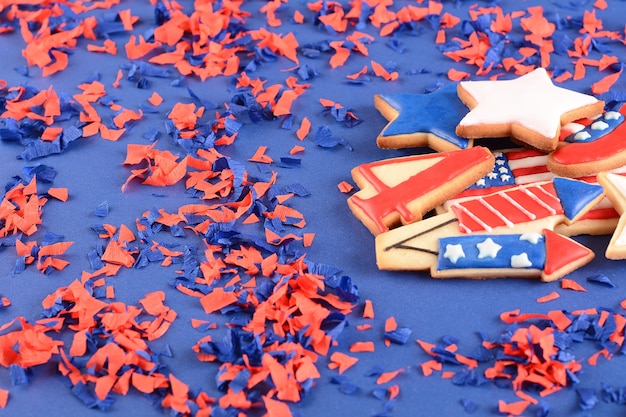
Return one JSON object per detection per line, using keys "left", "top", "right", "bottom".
{"left": 374, "top": 84, "right": 474, "bottom": 152}
{"left": 597, "top": 172, "right": 626, "bottom": 259}
{"left": 548, "top": 104, "right": 626, "bottom": 177}
{"left": 433, "top": 230, "right": 594, "bottom": 282}
{"left": 376, "top": 177, "right": 604, "bottom": 280}
{"left": 440, "top": 148, "right": 619, "bottom": 237}
{"left": 455, "top": 68, "right": 605, "bottom": 151}
{"left": 347, "top": 146, "right": 494, "bottom": 235}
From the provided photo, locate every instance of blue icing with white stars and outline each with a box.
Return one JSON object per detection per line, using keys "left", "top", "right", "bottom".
{"left": 466, "top": 151, "right": 516, "bottom": 190}
{"left": 563, "top": 109, "right": 624, "bottom": 143}
{"left": 437, "top": 234, "right": 546, "bottom": 271}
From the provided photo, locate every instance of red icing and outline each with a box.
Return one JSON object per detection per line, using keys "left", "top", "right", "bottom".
{"left": 550, "top": 106, "right": 626, "bottom": 165}
{"left": 543, "top": 229, "right": 593, "bottom": 276}
{"left": 558, "top": 117, "right": 593, "bottom": 141}
{"left": 452, "top": 183, "right": 563, "bottom": 233}
{"left": 350, "top": 147, "right": 493, "bottom": 233}
{"left": 580, "top": 206, "right": 619, "bottom": 220}
{"left": 505, "top": 148, "right": 547, "bottom": 161}
{"left": 512, "top": 165, "right": 551, "bottom": 177}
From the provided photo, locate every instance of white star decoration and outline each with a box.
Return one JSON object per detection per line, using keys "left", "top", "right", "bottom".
{"left": 457, "top": 68, "right": 601, "bottom": 146}
{"left": 511, "top": 253, "right": 532, "bottom": 268}
{"left": 443, "top": 244, "right": 465, "bottom": 264}
{"left": 476, "top": 238, "right": 502, "bottom": 259}
{"left": 605, "top": 111, "right": 620, "bottom": 120}
{"left": 591, "top": 120, "right": 609, "bottom": 131}
{"left": 574, "top": 131, "right": 591, "bottom": 141}
{"left": 520, "top": 232, "right": 542, "bottom": 244}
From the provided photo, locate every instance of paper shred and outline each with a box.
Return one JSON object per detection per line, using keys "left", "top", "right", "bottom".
{"left": 385, "top": 327, "right": 412, "bottom": 345}
{"left": 303, "top": 233, "right": 315, "bottom": 247}
{"left": 329, "top": 352, "right": 359, "bottom": 374}
{"left": 537, "top": 292, "right": 560, "bottom": 303}
{"left": 329, "top": 41, "right": 351, "bottom": 68}
{"left": 587, "top": 274, "right": 615, "bottom": 288}
{"left": 371, "top": 60, "right": 399, "bottom": 81}
{"left": 498, "top": 400, "right": 530, "bottom": 415}
{"left": 0, "top": 388, "right": 7, "bottom": 408}
{"left": 296, "top": 117, "right": 311, "bottom": 140}
{"left": 363, "top": 299, "right": 374, "bottom": 319}
{"left": 561, "top": 279, "right": 588, "bottom": 292}
{"left": 349, "top": 342, "right": 375, "bottom": 352}
{"left": 447, "top": 68, "right": 470, "bottom": 81}
{"left": 48, "top": 188, "right": 69, "bottom": 202}
{"left": 263, "top": 395, "right": 293, "bottom": 417}
{"left": 148, "top": 92, "right": 163, "bottom": 107}
{"left": 200, "top": 288, "right": 238, "bottom": 314}
{"left": 289, "top": 145, "right": 305, "bottom": 155}
{"left": 293, "top": 10, "right": 304, "bottom": 24}
{"left": 249, "top": 146, "right": 274, "bottom": 164}
{"left": 592, "top": 70, "right": 623, "bottom": 95}
{"left": 576, "top": 388, "right": 598, "bottom": 410}
{"left": 93, "top": 201, "right": 110, "bottom": 217}
{"left": 376, "top": 369, "right": 404, "bottom": 385}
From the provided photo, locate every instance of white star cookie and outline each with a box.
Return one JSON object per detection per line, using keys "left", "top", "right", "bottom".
{"left": 455, "top": 68, "right": 604, "bottom": 151}
{"left": 597, "top": 172, "right": 626, "bottom": 259}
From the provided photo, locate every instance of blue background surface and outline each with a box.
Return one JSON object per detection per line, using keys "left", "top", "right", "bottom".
{"left": 1, "top": 1, "right": 626, "bottom": 416}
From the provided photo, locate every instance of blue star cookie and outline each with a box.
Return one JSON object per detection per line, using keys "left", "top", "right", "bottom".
{"left": 374, "top": 84, "right": 473, "bottom": 152}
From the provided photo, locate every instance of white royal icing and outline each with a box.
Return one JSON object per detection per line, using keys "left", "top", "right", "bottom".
{"left": 573, "top": 131, "right": 592, "bottom": 141}
{"left": 591, "top": 120, "right": 609, "bottom": 131}
{"left": 458, "top": 68, "right": 599, "bottom": 139}
{"left": 520, "top": 232, "right": 542, "bottom": 244}
{"left": 476, "top": 238, "right": 502, "bottom": 259}
{"left": 443, "top": 244, "right": 465, "bottom": 264}
{"left": 562, "top": 122, "right": 586, "bottom": 134}
{"left": 511, "top": 253, "right": 532, "bottom": 268}
{"left": 605, "top": 111, "right": 621, "bottom": 120}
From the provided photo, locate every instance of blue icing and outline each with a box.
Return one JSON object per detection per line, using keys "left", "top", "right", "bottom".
{"left": 467, "top": 151, "right": 515, "bottom": 190}
{"left": 377, "top": 84, "right": 471, "bottom": 150}
{"left": 437, "top": 234, "right": 546, "bottom": 271}
{"left": 553, "top": 177, "right": 604, "bottom": 222}
{"left": 564, "top": 109, "right": 624, "bottom": 143}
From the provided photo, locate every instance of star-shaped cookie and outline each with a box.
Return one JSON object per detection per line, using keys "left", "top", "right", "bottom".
{"left": 455, "top": 68, "right": 605, "bottom": 151}
{"left": 597, "top": 172, "right": 626, "bottom": 259}
{"left": 374, "top": 84, "right": 474, "bottom": 152}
